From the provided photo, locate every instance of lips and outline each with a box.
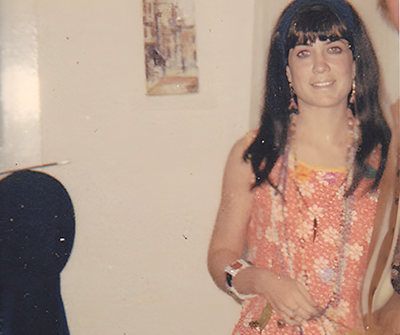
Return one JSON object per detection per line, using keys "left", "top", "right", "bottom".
{"left": 312, "top": 81, "right": 334, "bottom": 87}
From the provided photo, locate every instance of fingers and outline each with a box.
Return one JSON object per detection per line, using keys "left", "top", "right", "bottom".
{"left": 275, "top": 295, "right": 319, "bottom": 325}
{"left": 298, "top": 302, "right": 318, "bottom": 319}
{"left": 295, "top": 306, "right": 315, "bottom": 321}
{"left": 296, "top": 281, "right": 319, "bottom": 308}
{"left": 284, "top": 286, "right": 318, "bottom": 319}
{"left": 276, "top": 305, "right": 321, "bottom": 327}
{"left": 278, "top": 305, "right": 307, "bottom": 326}
{"left": 294, "top": 282, "right": 320, "bottom": 318}
{"left": 264, "top": 276, "right": 321, "bottom": 326}
{"left": 278, "top": 314, "right": 302, "bottom": 327}
{"left": 278, "top": 306, "right": 299, "bottom": 326}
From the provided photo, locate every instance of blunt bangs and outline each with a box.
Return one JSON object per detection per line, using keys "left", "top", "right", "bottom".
{"left": 285, "top": 5, "right": 353, "bottom": 56}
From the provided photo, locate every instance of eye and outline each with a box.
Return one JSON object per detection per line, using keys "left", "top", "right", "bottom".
{"left": 329, "top": 46, "right": 342, "bottom": 53}
{"left": 297, "top": 50, "right": 310, "bottom": 58}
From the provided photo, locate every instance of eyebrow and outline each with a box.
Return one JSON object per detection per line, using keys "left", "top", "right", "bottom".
{"left": 294, "top": 39, "right": 347, "bottom": 47}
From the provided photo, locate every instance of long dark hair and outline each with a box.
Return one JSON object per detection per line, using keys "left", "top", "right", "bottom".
{"left": 245, "top": 0, "right": 391, "bottom": 195}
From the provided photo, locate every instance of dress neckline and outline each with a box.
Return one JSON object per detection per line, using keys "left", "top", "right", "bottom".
{"left": 295, "top": 158, "right": 349, "bottom": 173}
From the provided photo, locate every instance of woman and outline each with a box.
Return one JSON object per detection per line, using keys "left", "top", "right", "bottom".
{"left": 208, "top": 0, "right": 398, "bottom": 334}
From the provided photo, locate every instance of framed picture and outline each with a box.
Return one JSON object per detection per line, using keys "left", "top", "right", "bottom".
{"left": 142, "top": 0, "right": 199, "bottom": 95}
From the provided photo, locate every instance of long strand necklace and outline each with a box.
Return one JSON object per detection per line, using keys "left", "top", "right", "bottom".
{"left": 288, "top": 110, "right": 360, "bottom": 324}
{"left": 291, "top": 110, "right": 359, "bottom": 304}
{"left": 250, "top": 110, "right": 360, "bottom": 333}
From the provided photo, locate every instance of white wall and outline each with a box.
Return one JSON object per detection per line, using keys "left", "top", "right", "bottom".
{"left": 37, "top": 0, "right": 254, "bottom": 334}
{"left": 1, "top": 0, "right": 397, "bottom": 334}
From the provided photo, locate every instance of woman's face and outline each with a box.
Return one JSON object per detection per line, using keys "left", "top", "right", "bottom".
{"left": 286, "top": 38, "right": 355, "bottom": 111}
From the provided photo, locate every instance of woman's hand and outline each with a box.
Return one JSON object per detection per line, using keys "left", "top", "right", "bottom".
{"left": 250, "top": 269, "right": 319, "bottom": 326}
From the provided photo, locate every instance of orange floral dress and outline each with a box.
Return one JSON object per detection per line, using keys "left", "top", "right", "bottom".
{"left": 232, "top": 152, "right": 379, "bottom": 335}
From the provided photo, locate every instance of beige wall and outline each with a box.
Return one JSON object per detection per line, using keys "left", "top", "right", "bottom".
{"left": 1, "top": 0, "right": 397, "bottom": 334}
{"left": 37, "top": 0, "right": 254, "bottom": 334}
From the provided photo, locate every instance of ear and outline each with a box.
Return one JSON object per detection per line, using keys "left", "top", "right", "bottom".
{"left": 286, "top": 65, "right": 292, "bottom": 83}
{"left": 352, "top": 61, "right": 356, "bottom": 79}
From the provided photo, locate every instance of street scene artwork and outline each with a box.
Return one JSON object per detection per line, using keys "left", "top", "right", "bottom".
{"left": 142, "top": 0, "right": 199, "bottom": 95}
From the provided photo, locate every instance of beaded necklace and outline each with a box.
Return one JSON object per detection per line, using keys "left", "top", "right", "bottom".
{"left": 290, "top": 109, "right": 359, "bottom": 306}
{"left": 250, "top": 110, "right": 360, "bottom": 333}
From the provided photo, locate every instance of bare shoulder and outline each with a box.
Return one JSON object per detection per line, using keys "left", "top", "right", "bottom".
{"left": 211, "top": 132, "right": 257, "bottom": 250}
{"left": 223, "top": 131, "right": 257, "bottom": 191}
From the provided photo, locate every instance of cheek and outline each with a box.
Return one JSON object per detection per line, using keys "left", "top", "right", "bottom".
{"left": 287, "top": 53, "right": 305, "bottom": 84}
{"left": 338, "top": 58, "right": 354, "bottom": 80}
{"left": 287, "top": 63, "right": 305, "bottom": 86}
{"left": 289, "top": 70, "right": 303, "bottom": 92}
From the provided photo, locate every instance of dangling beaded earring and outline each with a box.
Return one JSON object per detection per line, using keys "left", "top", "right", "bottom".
{"left": 349, "top": 80, "right": 356, "bottom": 104}
{"left": 288, "top": 82, "right": 298, "bottom": 111}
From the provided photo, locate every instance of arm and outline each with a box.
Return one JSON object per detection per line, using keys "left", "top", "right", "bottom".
{"left": 371, "top": 292, "right": 400, "bottom": 335}
{"left": 370, "top": 100, "right": 400, "bottom": 334}
{"left": 207, "top": 136, "right": 318, "bottom": 326}
{"left": 207, "top": 135, "right": 255, "bottom": 292}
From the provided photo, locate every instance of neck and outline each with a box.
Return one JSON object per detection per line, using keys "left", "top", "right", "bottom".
{"left": 295, "top": 106, "right": 351, "bottom": 146}
{"left": 291, "top": 105, "right": 356, "bottom": 169}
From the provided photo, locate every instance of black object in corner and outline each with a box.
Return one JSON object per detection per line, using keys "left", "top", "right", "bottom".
{"left": 0, "top": 170, "right": 75, "bottom": 335}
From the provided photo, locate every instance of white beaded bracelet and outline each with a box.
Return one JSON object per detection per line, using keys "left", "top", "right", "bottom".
{"left": 224, "top": 259, "right": 255, "bottom": 301}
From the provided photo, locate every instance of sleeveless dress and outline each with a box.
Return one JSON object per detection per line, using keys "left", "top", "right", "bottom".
{"left": 232, "top": 151, "right": 379, "bottom": 335}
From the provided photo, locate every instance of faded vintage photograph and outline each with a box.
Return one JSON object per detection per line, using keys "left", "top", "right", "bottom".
{"left": 0, "top": 0, "right": 398, "bottom": 334}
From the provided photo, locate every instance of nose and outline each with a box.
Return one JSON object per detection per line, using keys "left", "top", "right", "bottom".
{"left": 312, "top": 52, "right": 330, "bottom": 74}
